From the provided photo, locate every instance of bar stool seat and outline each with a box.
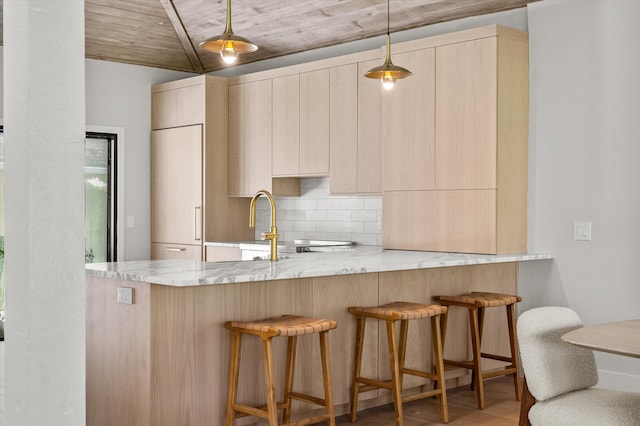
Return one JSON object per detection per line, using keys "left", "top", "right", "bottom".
{"left": 225, "top": 315, "right": 337, "bottom": 426}
{"left": 348, "top": 301, "right": 449, "bottom": 426}
{"left": 433, "top": 292, "right": 522, "bottom": 410}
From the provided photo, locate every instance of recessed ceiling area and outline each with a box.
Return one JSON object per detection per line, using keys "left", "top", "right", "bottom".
{"left": 0, "top": 0, "right": 539, "bottom": 74}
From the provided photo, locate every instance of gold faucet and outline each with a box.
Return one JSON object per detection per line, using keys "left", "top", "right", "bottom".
{"left": 249, "top": 189, "right": 279, "bottom": 261}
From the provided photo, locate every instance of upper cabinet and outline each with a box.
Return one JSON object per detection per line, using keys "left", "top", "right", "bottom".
{"left": 328, "top": 60, "right": 382, "bottom": 195}
{"left": 272, "top": 69, "right": 330, "bottom": 177}
{"left": 228, "top": 78, "right": 300, "bottom": 198}
{"left": 382, "top": 26, "right": 529, "bottom": 254}
{"left": 150, "top": 76, "right": 253, "bottom": 260}
{"left": 228, "top": 79, "right": 274, "bottom": 197}
{"left": 381, "top": 49, "right": 436, "bottom": 192}
{"left": 151, "top": 81, "right": 205, "bottom": 130}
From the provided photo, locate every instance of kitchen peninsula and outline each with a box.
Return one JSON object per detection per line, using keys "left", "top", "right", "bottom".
{"left": 86, "top": 248, "right": 551, "bottom": 426}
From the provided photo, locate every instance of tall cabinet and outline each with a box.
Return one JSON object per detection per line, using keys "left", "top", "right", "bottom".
{"left": 151, "top": 76, "right": 253, "bottom": 260}
{"left": 382, "top": 26, "right": 529, "bottom": 254}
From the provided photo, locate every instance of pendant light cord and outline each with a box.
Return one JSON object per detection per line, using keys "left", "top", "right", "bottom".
{"left": 387, "top": 0, "right": 390, "bottom": 37}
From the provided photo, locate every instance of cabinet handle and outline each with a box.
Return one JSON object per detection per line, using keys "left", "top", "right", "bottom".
{"left": 165, "top": 247, "right": 186, "bottom": 252}
{"left": 194, "top": 206, "right": 202, "bottom": 241}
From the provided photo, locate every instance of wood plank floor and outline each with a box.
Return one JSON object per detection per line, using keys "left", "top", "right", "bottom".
{"left": 335, "top": 377, "right": 521, "bottom": 425}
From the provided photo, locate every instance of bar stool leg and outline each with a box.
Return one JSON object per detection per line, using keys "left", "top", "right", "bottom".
{"left": 433, "top": 311, "right": 449, "bottom": 393}
{"left": 507, "top": 303, "right": 522, "bottom": 400}
{"left": 385, "top": 320, "right": 404, "bottom": 426}
{"left": 431, "top": 315, "right": 449, "bottom": 423}
{"left": 398, "top": 319, "right": 409, "bottom": 391}
{"left": 282, "top": 336, "right": 298, "bottom": 424}
{"left": 471, "top": 307, "right": 486, "bottom": 393}
{"left": 226, "top": 332, "right": 242, "bottom": 426}
{"left": 350, "top": 316, "right": 366, "bottom": 422}
{"left": 468, "top": 307, "right": 485, "bottom": 409}
{"left": 320, "top": 330, "right": 336, "bottom": 426}
{"left": 261, "top": 337, "right": 279, "bottom": 426}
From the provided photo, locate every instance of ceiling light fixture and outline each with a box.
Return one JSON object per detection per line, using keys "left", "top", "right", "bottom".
{"left": 364, "top": 0, "right": 412, "bottom": 89}
{"left": 199, "top": 0, "right": 258, "bottom": 65}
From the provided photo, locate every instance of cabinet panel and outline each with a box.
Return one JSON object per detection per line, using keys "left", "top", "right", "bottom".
{"left": 329, "top": 64, "right": 358, "bottom": 194}
{"left": 435, "top": 38, "right": 497, "bottom": 190}
{"left": 382, "top": 48, "right": 436, "bottom": 191}
{"left": 357, "top": 60, "right": 383, "bottom": 193}
{"left": 151, "top": 243, "right": 202, "bottom": 261}
{"left": 383, "top": 190, "right": 497, "bottom": 254}
{"left": 151, "top": 84, "right": 204, "bottom": 130}
{"left": 151, "top": 125, "right": 202, "bottom": 246}
{"left": 151, "top": 90, "right": 177, "bottom": 130}
{"left": 228, "top": 80, "right": 273, "bottom": 196}
{"left": 176, "top": 84, "right": 205, "bottom": 128}
{"left": 300, "top": 69, "right": 330, "bottom": 175}
{"left": 205, "top": 246, "right": 242, "bottom": 262}
{"left": 272, "top": 74, "right": 300, "bottom": 176}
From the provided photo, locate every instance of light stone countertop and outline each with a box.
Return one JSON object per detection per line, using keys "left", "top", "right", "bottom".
{"left": 86, "top": 246, "right": 553, "bottom": 287}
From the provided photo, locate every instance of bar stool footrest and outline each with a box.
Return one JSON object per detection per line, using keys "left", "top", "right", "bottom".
{"left": 356, "top": 377, "right": 393, "bottom": 391}
{"left": 287, "top": 391, "right": 326, "bottom": 407}
{"left": 403, "top": 367, "right": 438, "bottom": 381}
{"left": 480, "top": 352, "right": 514, "bottom": 363}
{"left": 403, "top": 388, "right": 444, "bottom": 403}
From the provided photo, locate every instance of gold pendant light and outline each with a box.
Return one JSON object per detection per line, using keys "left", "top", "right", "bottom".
{"left": 199, "top": 0, "right": 258, "bottom": 65}
{"left": 364, "top": 0, "right": 411, "bottom": 89}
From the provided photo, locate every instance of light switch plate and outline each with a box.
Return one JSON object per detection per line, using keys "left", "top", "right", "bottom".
{"left": 117, "top": 287, "right": 134, "bottom": 304}
{"left": 573, "top": 221, "right": 592, "bottom": 241}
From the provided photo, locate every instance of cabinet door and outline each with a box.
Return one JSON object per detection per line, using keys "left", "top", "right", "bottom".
{"left": 272, "top": 74, "right": 300, "bottom": 176}
{"left": 151, "top": 89, "right": 177, "bottom": 130}
{"left": 383, "top": 190, "right": 497, "bottom": 254}
{"left": 151, "top": 125, "right": 203, "bottom": 245}
{"left": 382, "top": 48, "right": 436, "bottom": 191}
{"left": 229, "top": 80, "right": 273, "bottom": 196}
{"left": 300, "top": 69, "right": 330, "bottom": 175}
{"left": 151, "top": 84, "right": 204, "bottom": 130}
{"left": 329, "top": 64, "right": 358, "bottom": 194}
{"left": 436, "top": 37, "right": 497, "bottom": 190}
{"left": 357, "top": 60, "right": 382, "bottom": 193}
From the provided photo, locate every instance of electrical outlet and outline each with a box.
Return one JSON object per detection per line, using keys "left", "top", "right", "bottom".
{"left": 117, "top": 287, "right": 134, "bottom": 304}
{"left": 573, "top": 221, "right": 592, "bottom": 241}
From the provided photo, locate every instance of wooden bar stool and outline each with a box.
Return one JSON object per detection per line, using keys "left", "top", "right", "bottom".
{"left": 348, "top": 302, "right": 449, "bottom": 426}
{"left": 225, "top": 314, "right": 337, "bottom": 426}
{"left": 432, "top": 292, "right": 522, "bottom": 410}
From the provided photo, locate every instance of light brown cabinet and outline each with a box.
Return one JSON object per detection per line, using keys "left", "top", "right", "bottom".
{"left": 229, "top": 79, "right": 300, "bottom": 197}
{"left": 382, "top": 27, "right": 529, "bottom": 254}
{"left": 272, "top": 69, "right": 330, "bottom": 177}
{"left": 382, "top": 49, "right": 436, "bottom": 191}
{"left": 151, "top": 76, "right": 253, "bottom": 260}
{"left": 151, "top": 125, "right": 203, "bottom": 249}
{"left": 151, "top": 81, "right": 204, "bottom": 130}
{"left": 329, "top": 60, "right": 382, "bottom": 194}
{"left": 228, "top": 79, "right": 273, "bottom": 197}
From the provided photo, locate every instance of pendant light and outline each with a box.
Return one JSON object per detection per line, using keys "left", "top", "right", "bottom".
{"left": 364, "top": 0, "right": 411, "bottom": 89}
{"left": 199, "top": 0, "right": 258, "bottom": 65}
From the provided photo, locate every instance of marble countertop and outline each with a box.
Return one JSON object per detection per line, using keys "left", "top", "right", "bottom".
{"left": 86, "top": 246, "right": 552, "bottom": 287}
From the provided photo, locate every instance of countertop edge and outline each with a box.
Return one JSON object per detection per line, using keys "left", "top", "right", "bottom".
{"left": 86, "top": 248, "right": 553, "bottom": 287}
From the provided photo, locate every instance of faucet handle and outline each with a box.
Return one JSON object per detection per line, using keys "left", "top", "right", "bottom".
{"left": 260, "top": 232, "right": 267, "bottom": 241}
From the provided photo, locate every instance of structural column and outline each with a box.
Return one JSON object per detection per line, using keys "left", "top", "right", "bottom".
{"left": 3, "top": 1, "right": 86, "bottom": 424}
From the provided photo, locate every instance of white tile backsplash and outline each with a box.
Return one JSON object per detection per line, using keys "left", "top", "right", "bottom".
{"left": 254, "top": 177, "right": 382, "bottom": 245}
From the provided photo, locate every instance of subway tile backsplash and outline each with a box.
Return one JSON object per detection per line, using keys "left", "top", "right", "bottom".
{"left": 253, "top": 177, "right": 382, "bottom": 245}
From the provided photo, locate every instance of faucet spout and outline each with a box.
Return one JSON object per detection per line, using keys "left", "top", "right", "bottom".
{"left": 249, "top": 190, "right": 279, "bottom": 261}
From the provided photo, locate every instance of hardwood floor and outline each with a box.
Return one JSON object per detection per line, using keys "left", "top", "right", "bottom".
{"left": 335, "top": 377, "right": 521, "bottom": 425}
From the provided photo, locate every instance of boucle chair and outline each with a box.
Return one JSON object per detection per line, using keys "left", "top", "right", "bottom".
{"left": 517, "top": 306, "right": 640, "bottom": 426}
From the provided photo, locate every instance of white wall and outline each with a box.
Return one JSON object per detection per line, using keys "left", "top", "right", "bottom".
{"left": 520, "top": 0, "right": 640, "bottom": 389}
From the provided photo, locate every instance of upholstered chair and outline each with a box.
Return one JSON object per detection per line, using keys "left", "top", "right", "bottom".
{"left": 517, "top": 306, "right": 640, "bottom": 425}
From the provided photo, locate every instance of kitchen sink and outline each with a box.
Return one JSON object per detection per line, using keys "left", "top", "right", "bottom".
{"left": 238, "top": 239, "right": 355, "bottom": 260}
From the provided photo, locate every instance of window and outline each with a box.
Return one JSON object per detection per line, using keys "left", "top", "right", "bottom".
{"left": 85, "top": 132, "right": 118, "bottom": 262}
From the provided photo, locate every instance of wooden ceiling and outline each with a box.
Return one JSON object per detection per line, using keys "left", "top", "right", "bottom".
{"left": 1, "top": 0, "right": 538, "bottom": 74}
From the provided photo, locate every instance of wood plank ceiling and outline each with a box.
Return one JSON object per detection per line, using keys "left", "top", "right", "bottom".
{"left": 0, "top": 0, "right": 538, "bottom": 74}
